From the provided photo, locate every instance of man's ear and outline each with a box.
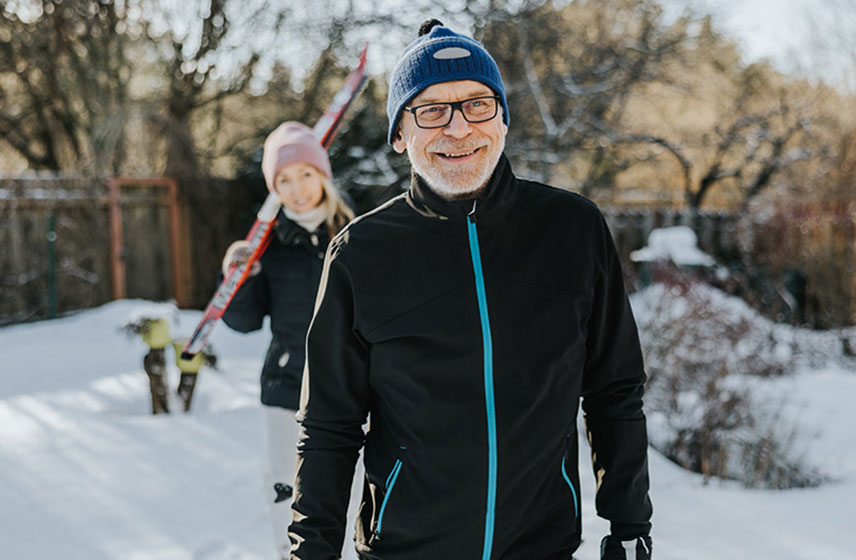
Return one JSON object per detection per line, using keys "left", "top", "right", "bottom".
{"left": 392, "top": 126, "right": 407, "bottom": 154}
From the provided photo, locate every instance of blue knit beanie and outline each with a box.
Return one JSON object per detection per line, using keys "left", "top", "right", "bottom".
{"left": 386, "top": 20, "right": 509, "bottom": 145}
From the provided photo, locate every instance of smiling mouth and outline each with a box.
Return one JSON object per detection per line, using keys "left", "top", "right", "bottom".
{"left": 435, "top": 147, "right": 482, "bottom": 160}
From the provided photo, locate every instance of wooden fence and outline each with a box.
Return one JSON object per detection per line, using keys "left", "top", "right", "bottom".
{"left": 2, "top": 174, "right": 850, "bottom": 328}
{"left": 601, "top": 207, "right": 739, "bottom": 262}
{"left": 0, "top": 175, "right": 741, "bottom": 325}
{"left": 0, "top": 175, "right": 187, "bottom": 324}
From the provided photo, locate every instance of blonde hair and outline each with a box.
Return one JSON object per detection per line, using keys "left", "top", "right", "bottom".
{"left": 318, "top": 175, "right": 355, "bottom": 236}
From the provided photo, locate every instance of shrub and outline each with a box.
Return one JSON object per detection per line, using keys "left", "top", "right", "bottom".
{"left": 633, "top": 269, "right": 825, "bottom": 488}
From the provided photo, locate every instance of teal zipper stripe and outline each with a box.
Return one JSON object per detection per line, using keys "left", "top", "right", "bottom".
{"left": 561, "top": 456, "right": 579, "bottom": 518}
{"left": 377, "top": 459, "right": 403, "bottom": 536}
{"left": 467, "top": 217, "right": 497, "bottom": 560}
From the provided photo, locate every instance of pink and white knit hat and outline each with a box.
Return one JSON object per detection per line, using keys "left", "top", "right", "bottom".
{"left": 261, "top": 122, "right": 332, "bottom": 191}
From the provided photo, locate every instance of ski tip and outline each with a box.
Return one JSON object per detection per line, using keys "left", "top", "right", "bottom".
{"left": 359, "top": 43, "right": 368, "bottom": 65}
{"left": 180, "top": 351, "right": 196, "bottom": 361}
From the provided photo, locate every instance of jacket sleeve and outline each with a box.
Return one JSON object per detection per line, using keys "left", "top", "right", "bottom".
{"left": 289, "top": 237, "right": 371, "bottom": 559}
{"left": 220, "top": 270, "right": 270, "bottom": 333}
{"left": 581, "top": 215, "right": 653, "bottom": 539}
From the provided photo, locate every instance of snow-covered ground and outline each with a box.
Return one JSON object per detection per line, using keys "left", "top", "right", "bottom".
{"left": 1, "top": 299, "right": 854, "bottom": 559}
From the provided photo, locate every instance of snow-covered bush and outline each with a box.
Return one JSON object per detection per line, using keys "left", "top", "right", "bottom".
{"left": 119, "top": 302, "right": 180, "bottom": 338}
{"left": 632, "top": 272, "right": 827, "bottom": 488}
{"left": 119, "top": 302, "right": 217, "bottom": 368}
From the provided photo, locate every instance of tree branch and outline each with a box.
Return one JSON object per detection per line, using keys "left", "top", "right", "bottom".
{"left": 515, "top": 21, "right": 558, "bottom": 137}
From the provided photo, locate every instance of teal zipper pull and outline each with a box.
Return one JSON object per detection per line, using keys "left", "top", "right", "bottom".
{"left": 375, "top": 459, "right": 404, "bottom": 539}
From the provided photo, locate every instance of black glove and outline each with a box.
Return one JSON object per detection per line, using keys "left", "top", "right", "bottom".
{"left": 600, "top": 535, "right": 652, "bottom": 560}
{"left": 273, "top": 482, "right": 293, "bottom": 503}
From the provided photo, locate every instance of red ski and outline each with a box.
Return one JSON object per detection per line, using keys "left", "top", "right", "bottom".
{"left": 181, "top": 45, "right": 368, "bottom": 360}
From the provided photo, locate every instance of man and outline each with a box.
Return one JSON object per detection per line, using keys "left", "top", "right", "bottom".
{"left": 289, "top": 20, "right": 653, "bottom": 560}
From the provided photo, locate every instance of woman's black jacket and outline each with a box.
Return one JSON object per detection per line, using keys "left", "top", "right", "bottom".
{"left": 289, "top": 155, "right": 652, "bottom": 559}
{"left": 221, "top": 213, "right": 329, "bottom": 410}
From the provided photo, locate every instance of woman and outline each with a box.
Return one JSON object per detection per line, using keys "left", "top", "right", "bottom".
{"left": 220, "top": 121, "right": 353, "bottom": 559}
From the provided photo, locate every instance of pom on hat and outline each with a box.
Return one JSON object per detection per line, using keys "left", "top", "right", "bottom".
{"left": 386, "top": 20, "right": 509, "bottom": 145}
{"left": 418, "top": 19, "right": 444, "bottom": 36}
{"left": 261, "top": 122, "right": 332, "bottom": 192}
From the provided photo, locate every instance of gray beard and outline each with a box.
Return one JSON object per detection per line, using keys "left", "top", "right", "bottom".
{"left": 414, "top": 167, "right": 493, "bottom": 200}
{"left": 409, "top": 145, "right": 504, "bottom": 201}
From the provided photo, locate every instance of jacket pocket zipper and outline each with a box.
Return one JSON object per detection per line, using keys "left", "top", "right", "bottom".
{"left": 561, "top": 455, "right": 579, "bottom": 520}
{"left": 375, "top": 458, "right": 404, "bottom": 538}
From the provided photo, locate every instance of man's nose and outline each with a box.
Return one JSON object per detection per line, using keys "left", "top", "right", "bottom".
{"left": 443, "top": 107, "right": 472, "bottom": 138}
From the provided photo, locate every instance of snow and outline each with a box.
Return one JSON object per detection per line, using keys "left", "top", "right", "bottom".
{"left": 632, "top": 281, "right": 856, "bottom": 371}
{"left": 119, "top": 302, "right": 181, "bottom": 330}
{"left": 1, "top": 299, "right": 855, "bottom": 559}
{"left": 630, "top": 226, "right": 717, "bottom": 266}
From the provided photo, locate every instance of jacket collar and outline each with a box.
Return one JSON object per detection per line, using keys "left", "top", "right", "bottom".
{"left": 274, "top": 211, "right": 328, "bottom": 245}
{"left": 405, "top": 154, "right": 518, "bottom": 222}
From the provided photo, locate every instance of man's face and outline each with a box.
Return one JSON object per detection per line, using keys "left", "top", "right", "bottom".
{"left": 392, "top": 80, "right": 508, "bottom": 200}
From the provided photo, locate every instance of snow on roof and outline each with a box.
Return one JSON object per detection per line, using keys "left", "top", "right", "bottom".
{"left": 630, "top": 226, "right": 716, "bottom": 266}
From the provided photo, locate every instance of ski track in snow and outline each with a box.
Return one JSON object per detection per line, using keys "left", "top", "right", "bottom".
{"left": 1, "top": 299, "right": 854, "bottom": 559}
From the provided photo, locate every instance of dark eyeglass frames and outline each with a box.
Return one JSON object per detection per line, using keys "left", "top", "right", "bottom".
{"left": 403, "top": 96, "right": 501, "bottom": 129}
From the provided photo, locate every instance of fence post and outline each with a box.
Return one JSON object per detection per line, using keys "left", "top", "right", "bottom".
{"left": 165, "top": 177, "right": 187, "bottom": 307}
{"left": 7, "top": 184, "right": 24, "bottom": 320}
{"left": 108, "top": 177, "right": 127, "bottom": 300}
{"left": 47, "top": 211, "right": 57, "bottom": 318}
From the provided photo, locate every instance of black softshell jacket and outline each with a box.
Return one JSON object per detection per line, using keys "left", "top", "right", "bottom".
{"left": 289, "top": 155, "right": 652, "bottom": 559}
{"left": 221, "top": 213, "right": 329, "bottom": 409}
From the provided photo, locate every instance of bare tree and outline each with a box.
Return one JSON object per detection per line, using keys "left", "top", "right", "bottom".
{"left": 477, "top": 0, "right": 691, "bottom": 192}
{"left": 0, "top": 0, "right": 133, "bottom": 174}
{"left": 468, "top": 2, "right": 818, "bottom": 210}
{"left": 138, "top": 0, "right": 272, "bottom": 179}
{"left": 617, "top": 98, "right": 813, "bottom": 209}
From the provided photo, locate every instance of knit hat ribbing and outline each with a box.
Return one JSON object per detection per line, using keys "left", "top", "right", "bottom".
{"left": 261, "top": 122, "right": 332, "bottom": 192}
{"left": 386, "top": 23, "right": 509, "bottom": 145}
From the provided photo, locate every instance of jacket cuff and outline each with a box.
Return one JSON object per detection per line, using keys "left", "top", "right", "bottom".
{"left": 610, "top": 521, "right": 651, "bottom": 540}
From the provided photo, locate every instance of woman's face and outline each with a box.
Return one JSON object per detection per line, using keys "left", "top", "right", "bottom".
{"left": 273, "top": 163, "right": 325, "bottom": 213}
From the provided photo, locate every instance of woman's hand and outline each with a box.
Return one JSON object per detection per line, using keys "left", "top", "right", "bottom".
{"left": 222, "top": 240, "right": 262, "bottom": 277}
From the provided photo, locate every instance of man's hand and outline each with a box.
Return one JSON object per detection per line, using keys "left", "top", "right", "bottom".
{"left": 600, "top": 535, "right": 652, "bottom": 560}
{"left": 222, "top": 240, "right": 261, "bottom": 278}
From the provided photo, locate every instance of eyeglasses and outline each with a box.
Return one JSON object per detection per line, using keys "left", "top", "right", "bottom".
{"left": 403, "top": 96, "right": 501, "bottom": 129}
